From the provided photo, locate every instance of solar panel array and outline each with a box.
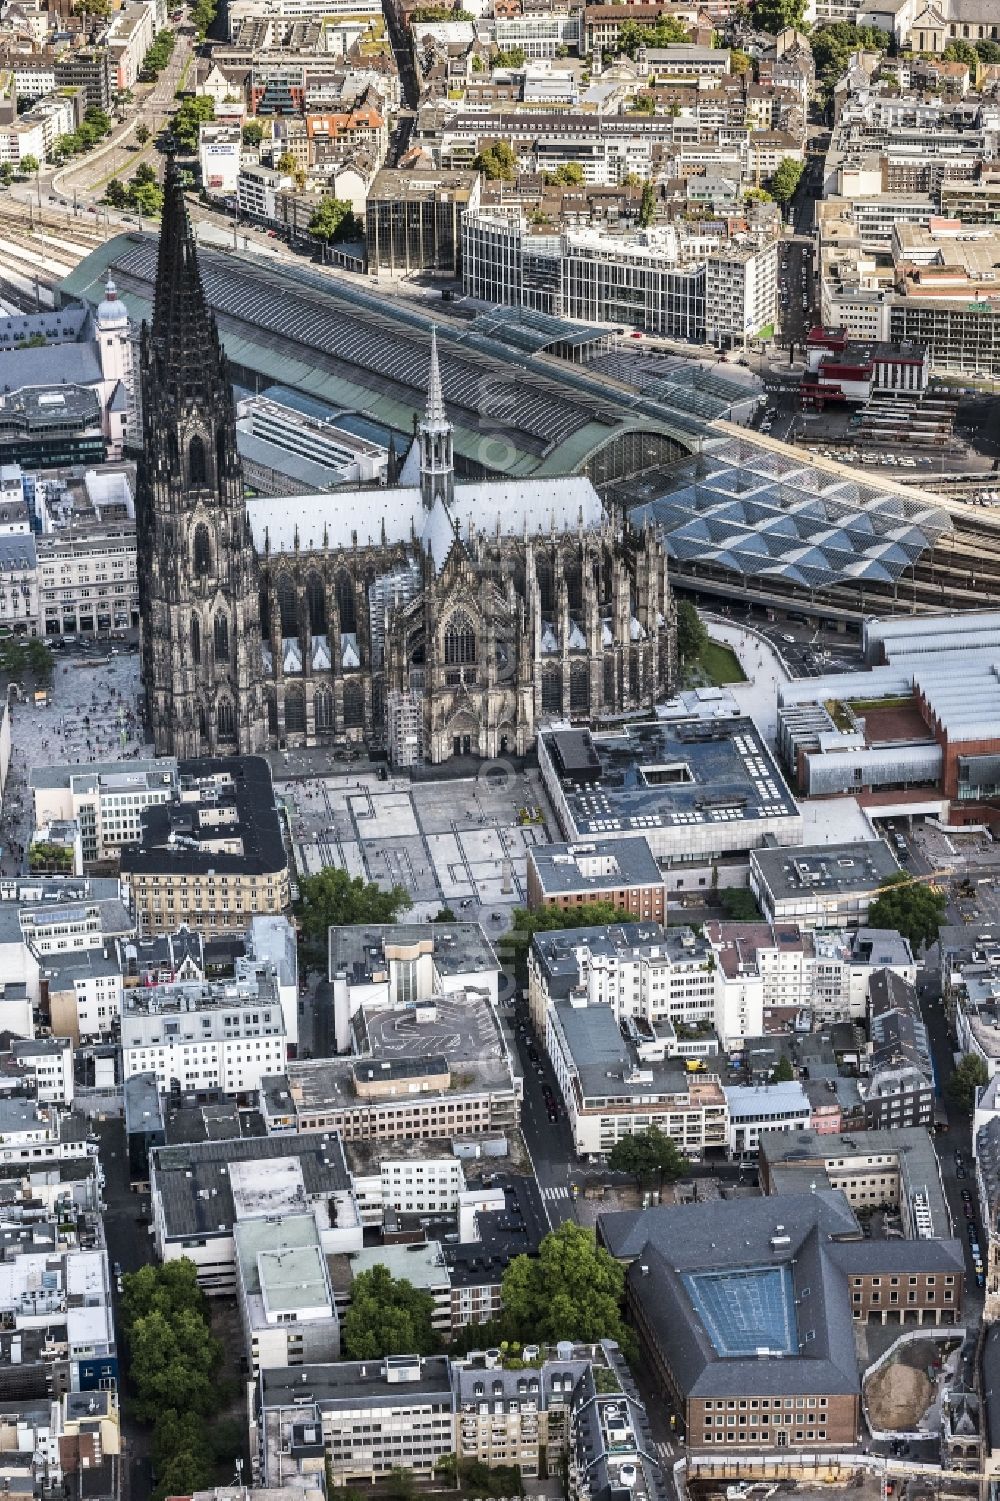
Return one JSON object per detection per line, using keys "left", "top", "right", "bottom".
{"left": 683, "top": 1266, "right": 797, "bottom": 1358}
{"left": 113, "top": 241, "right": 610, "bottom": 452}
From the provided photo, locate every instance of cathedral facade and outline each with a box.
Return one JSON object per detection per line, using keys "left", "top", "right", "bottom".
{"left": 138, "top": 163, "right": 677, "bottom": 764}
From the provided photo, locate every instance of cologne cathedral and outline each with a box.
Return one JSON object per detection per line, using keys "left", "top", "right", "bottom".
{"left": 137, "top": 161, "right": 677, "bottom": 764}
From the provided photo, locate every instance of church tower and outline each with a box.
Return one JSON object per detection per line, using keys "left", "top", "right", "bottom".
{"left": 419, "top": 328, "right": 454, "bottom": 510}
{"left": 136, "top": 157, "right": 266, "bottom": 757}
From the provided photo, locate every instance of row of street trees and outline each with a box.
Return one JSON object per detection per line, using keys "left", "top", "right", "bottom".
{"left": 119, "top": 1261, "right": 234, "bottom": 1501}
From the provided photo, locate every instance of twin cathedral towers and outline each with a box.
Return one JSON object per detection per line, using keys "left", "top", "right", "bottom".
{"left": 137, "top": 161, "right": 676, "bottom": 763}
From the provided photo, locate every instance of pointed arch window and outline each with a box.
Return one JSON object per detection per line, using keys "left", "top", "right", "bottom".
{"left": 217, "top": 700, "right": 236, "bottom": 741}
{"left": 335, "top": 569, "right": 356, "bottom": 633}
{"left": 193, "top": 524, "right": 212, "bottom": 577}
{"left": 306, "top": 572, "right": 327, "bottom": 636}
{"left": 214, "top": 613, "right": 229, "bottom": 663}
{"left": 191, "top": 615, "right": 201, "bottom": 665}
{"left": 189, "top": 435, "right": 207, "bottom": 487}
{"left": 277, "top": 574, "right": 298, "bottom": 638}
{"left": 444, "top": 610, "right": 477, "bottom": 666}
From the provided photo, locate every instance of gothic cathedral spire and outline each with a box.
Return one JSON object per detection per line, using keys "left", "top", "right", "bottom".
{"left": 136, "top": 156, "right": 266, "bottom": 758}
{"left": 418, "top": 327, "right": 454, "bottom": 511}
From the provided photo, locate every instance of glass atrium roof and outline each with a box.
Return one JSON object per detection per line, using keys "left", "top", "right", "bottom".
{"left": 682, "top": 1265, "right": 798, "bottom": 1358}
{"left": 626, "top": 435, "right": 953, "bottom": 589}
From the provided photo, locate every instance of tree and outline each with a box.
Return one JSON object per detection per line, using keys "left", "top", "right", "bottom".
{"left": 544, "top": 161, "right": 584, "bottom": 185}
{"left": 511, "top": 900, "right": 621, "bottom": 939}
{"left": 0, "top": 163, "right": 11, "bottom": 187}
{"left": 976, "top": 38, "right": 1000, "bottom": 62}
{"left": 297, "top": 866, "right": 412, "bottom": 947}
{"left": 743, "top": 185, "right": 773, "bottom": 203}
{"left": 341, "top": 1266, "right": 438, "bottom": 1359}
{"left": 133, "top": 161, "right": 157, "bottom": 188}
{"left": 242, "top": 120, "right": 265, "bottom": 146}
{"left": 190, "top": 0, "right": 218, "bottom": 36}
{"left": 638, "top": 179, "right": 656, "bottom": 227}
{"left": 135, "top": 122, "right": 151, "bottom": 146}
{"left": 719, "top": 887, "right": 762, "bottom": 920}
{"left": 676, "top": 598, "right": 707, "bottom": 663}
{"left": 501, "top": 1222, "right": 628, "bottom": 1347}
{"left": 810, "top": 23, "right": 889, "bottom": 90}
{"left": 19, "top": 153, "right": 38, "bottom": 178}
{"left": 153, "top": 1450, "right": 214, "bottom": 1501}
{"left": 433, "top": 907, "right": 457, "bottom": 922}
{"left": 751, "top": 0, "right": 806, "bottom": 32}
{"left": 730, "top": 47, "right": 752, "bottom": 73}
{"left": 172, "top": 95, "right": 215, "bottom": 149}
{"left": 277, "top": 150, "right": 297, "bottom": 173}
{"left": 769, "top": 155, "right": 804, "bottom": 204}
{"left": 867, "top": 873, "right": 946, "bottom": 953}
{"left": 493, "top": 44, "right": 527, "bottom": 66}
{"left": 25, "top": 638, "right": 52, "bottom": 680}
{"left": 473, "top": 141, "right": 517, "bottom": 180}
{"left": 308, "top": 195, "right": 357, "bottom": 244}
{"left": 772, "top": 1055, "right": 795, "bottom": 1082}
{"left": 387, "top": 1470, "right": 416, "bottom": 1501}
{"left": 608, "top": 1125, "right": 690, "bottom": 1186}
{"left": 943, "top": 38, "right": 977, "bottom": 66}
{"left": 948, "top": 1053, "right": 989, "bottom": 1114}
{"left": 131, "top": 181, "right": 164, "bottom": 216}
{"left": 85, "top": 106, "right": 112, "bottom": 136}
{"left": 631, "top": 92, "right": 656, "bottom": 113}
{"left": 612, "top": 15, "right": 688, "bottom": 56}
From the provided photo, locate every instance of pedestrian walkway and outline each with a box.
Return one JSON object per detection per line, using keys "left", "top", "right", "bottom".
{"left": 540, "top": 1186, "right": 571, "bottom": 1202}
{"left": 704, "top": 618, "right": 788, "bottom": 747}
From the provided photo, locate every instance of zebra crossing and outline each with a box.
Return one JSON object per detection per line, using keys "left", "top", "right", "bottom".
{"left": 541, "top": 1186, "right": 572, "bottom": 1202}
{"left": 652, "top": 1442, "right": 675, "bottom": 1466}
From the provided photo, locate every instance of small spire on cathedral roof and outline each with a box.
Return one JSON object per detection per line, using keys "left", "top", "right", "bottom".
{"left": 425, "top": 327, "right": 447, "bottom": 426}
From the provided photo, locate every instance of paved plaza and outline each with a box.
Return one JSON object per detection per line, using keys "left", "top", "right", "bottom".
{"left": 275, "top": 764, "right": 552, "bottom": 928}
{"left": 1, "top": 648, "right": 151, "bottom": 876}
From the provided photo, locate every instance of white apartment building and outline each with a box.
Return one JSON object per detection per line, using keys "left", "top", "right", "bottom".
{"left": 706, "top": 921, "right": 916, "bottom": 1024}
{"left": 226, "top": 0, "right": 380, "bottom": 30}
{"left": 234, "top": 1213, "right": 341, "bottom": 1376}
{"left": 546, "top": 998, "right": 729, "bottom": 1159}
{"left": 347, "top": 1143, "right": 467, "bottom": 1225}
{"left": 0, "top": 1098, "right": 97, "bottom": 1165}
{"left": 237, "top": 163, "right": 294, "bottom": 222}
{"left": 0, "top": 535, "right": 38, "bottom": 634}
{"left": 24, "top": 92, "right": 77, "bottom": 157}
{"left": 151, "top": 1135, "right": 362, "bottom": 1295}
{"left": 36, "top": 523, "right": 139, "bottom": 639}
{"left": 5, "top": 1036, "right": 74, "bottom": 1105}
{"left": 725, "top": 1080, "right": 811, "bottom": 1156}
{"left": 706, "top": 240, "right": 779, "bottom": 347}
{"left": 106, "top": 1, "right": 157, "bottom": 89}
{"left": 200, "top": 123, "right": 242, "bottom": 197}
{"left": 0, "top": 118, "right": 45, "bottom": 168}
{"left": 31, "top": 760, "right": 178, "bottom": 866}
{"left": 45, "top": 945, "right": 124, "bottom": 1045}
{"left": 529, "top": 922, "right": 762, "bottom": 1050}
{"left": 121, "top": 970, "right": 289, "bottom": 1095}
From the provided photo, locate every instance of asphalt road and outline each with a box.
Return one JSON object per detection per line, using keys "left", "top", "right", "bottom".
{"left": 778, "top": 236, "right": 817, "bottom": 356}
{"left": 509, "top": 998, "right": 579, "bottom": 1228}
